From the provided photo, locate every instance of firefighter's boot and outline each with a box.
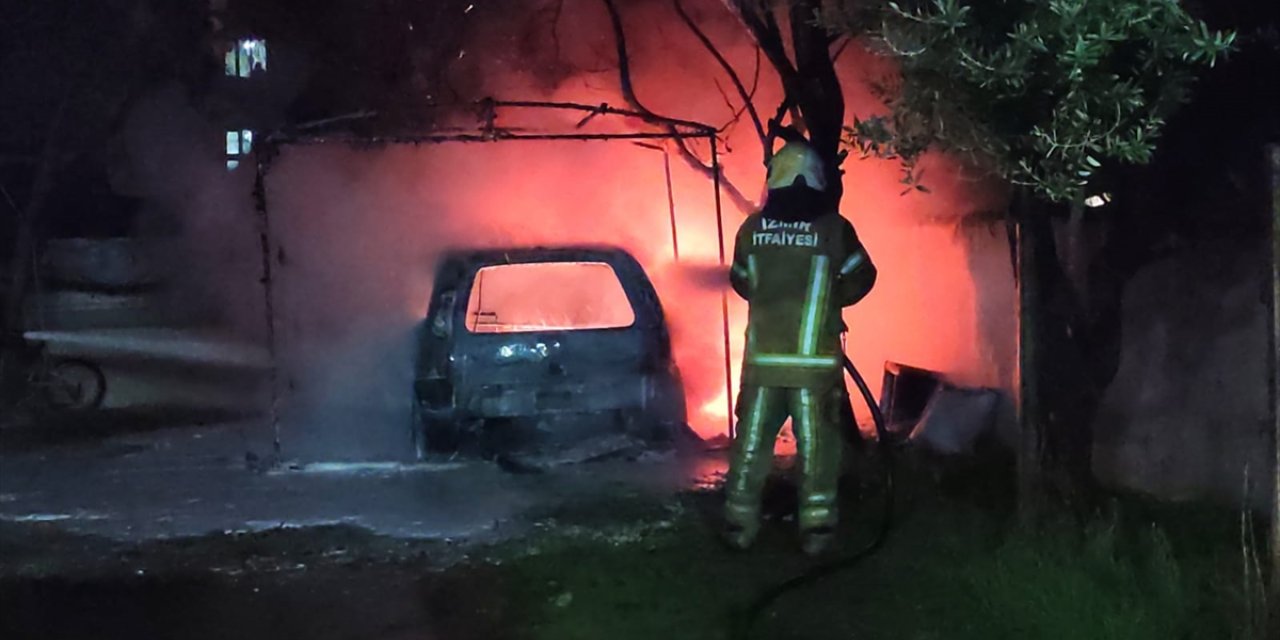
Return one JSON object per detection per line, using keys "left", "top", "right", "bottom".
{"left": 721, "top": 521, "right": 758, "bottom": 551}
{"left": 793, "top": 385, "right": 842, "bottom": 556}
{"left": 800, "top": 526, "right": 836, "bottom": 556}
{"left": 724, "top": 387, "right": 789, "bottom": 550}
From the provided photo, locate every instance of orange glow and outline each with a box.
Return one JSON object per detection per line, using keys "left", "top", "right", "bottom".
{"left": 264, "top": 135, "right": 1011, "bottom": 442}
{"left": 464, "top": 262, "right": 635, "bottom": 332}
{"left": 701, "top": 390, "right": 729, "bottom": 420}
{"left": 253, "top": 0, "right": 1015, "bottom": 445}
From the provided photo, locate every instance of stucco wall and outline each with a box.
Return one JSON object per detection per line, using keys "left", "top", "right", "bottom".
{"left": 1093, "top": 240, "right": 1273, "bottom": 508}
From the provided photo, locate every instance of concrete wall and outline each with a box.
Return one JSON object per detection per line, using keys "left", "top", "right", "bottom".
{"left": 1093, "top": 240, "right": 1273, "bottom": 508}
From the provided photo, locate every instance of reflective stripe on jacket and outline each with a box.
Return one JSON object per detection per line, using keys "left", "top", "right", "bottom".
{"left": 729, "top": 211, "right": 875, "bottom": 388}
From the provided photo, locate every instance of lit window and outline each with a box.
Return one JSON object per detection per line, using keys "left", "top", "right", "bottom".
{"left": 225, "top": 129, "right": 254, "bottom": 171}
{"left": 465, "top": 262, "right": 636, "bottom": 333}
{"left": 224, "top": 38, "right": 268, "bottom": 78}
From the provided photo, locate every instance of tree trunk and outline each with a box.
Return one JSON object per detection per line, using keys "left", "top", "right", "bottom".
{"left": 1038, "top": 213, "right": 1101, "bottom": 504}
{"left": 1015, "top": 189, "right": 1119, "bottom": 516}
{"left": 1014, "top": 188, "right": 1046, "bottom": 520}
{"left": 1267, "top": 143, "right": 1279, "bottom": 636}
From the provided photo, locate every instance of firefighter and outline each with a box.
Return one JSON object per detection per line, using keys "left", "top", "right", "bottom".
{"left": 723, "top": 139, "right": 876, "bottom": 556}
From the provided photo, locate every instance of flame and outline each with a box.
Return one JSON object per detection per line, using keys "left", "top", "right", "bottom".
{"left": 701, "top": 390, "right": 730, "bottom": 420}
{"left": 240, "top": 0, "right": 1015, "bottom": 451}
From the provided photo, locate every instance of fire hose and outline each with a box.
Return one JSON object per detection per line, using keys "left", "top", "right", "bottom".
{"left": 732, "top": 346, "right": 897, "bottom": 639}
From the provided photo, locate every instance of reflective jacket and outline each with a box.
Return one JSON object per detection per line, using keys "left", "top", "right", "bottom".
{"left": 729, "top": 211, "right": 876, "bottom": 388}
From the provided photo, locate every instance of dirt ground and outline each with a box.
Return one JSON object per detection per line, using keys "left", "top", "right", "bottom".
{"left": 0, "top": 413, "right": 1253, "bottom": 640}
{"left": 0, "top": 474, "right": 872, "bottom": 640}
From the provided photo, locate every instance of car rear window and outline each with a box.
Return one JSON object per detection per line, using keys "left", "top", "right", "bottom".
{"left": 464, "top": 261, "right": 636, "bottom": 333}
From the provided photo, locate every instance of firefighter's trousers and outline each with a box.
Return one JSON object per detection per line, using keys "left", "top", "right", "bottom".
{"left": 724, "top": 384, "right": 842, "bottom": 537}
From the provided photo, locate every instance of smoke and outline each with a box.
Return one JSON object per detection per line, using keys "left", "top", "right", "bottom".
{"left": 116, "top": 84, "right": 265, "bottom": 339}
{"left": 259, "top": 136, "right": 742, "bottom": 457}
{"left": 123, "top": 0, "right": 1014, "bottom": 459}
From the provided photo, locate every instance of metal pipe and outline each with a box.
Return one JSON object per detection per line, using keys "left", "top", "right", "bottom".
{"left": 275, "top": 100, "right": 714, "bottom": 138}
{"left": 663, "top": 149, "right": 680, "bottom": 262}
{"left": 269, "top": 131, "right": 711, "bottom": 146}
{"left": 1267, "top": 144, "right": 1279, "bottom": 602}
{"left": 711, "top": 136, "right": 734, "bottom": 438}
{"left": 489, "top": 100, "right": 716, "bottom": 133}
{"left": 253, "top": 103, "right": 725, "bottom": 445}
{"left": 253, "top": 150, "right": 281, "bottom": 457}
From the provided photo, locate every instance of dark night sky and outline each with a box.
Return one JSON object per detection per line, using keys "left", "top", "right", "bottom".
{"left": 0, "top": 0, "right": 1276, "bottom": 243}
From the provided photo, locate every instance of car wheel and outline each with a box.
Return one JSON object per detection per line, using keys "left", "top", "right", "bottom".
{"left": 42, "top": 359, "right": 106, "bottom": 411}
{"left": 410, "top": 400, "right": 429, "bottom": 461}
{"left": 628, "top": 370, "right": 693, "bottom": 444}
{"left": 620, "top": 410, "right": 696, "bottom": 448}
{"left": 411, "top": 399, "right": 461, "bottom": 459}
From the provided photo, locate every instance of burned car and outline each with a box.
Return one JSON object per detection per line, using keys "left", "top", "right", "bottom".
{"left": 411, "top": 246, "right": 692, "bottom": 458}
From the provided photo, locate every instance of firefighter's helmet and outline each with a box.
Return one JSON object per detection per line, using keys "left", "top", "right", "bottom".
{"left": 766, "top": 141, "right": 827, "bottom": 192}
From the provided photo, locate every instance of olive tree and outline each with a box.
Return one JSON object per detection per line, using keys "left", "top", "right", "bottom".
{"left": 826, "top": 0, "right": 1234, "bottom": 510}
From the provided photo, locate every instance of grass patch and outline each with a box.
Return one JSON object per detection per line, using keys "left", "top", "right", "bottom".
{"left": 0, "top": 454, "right": 1253, "bottom": 639}
{"left": 848, "top": 513, "right": 1224, "bottom": 640}
{"left": 458, "top": 459, "right": 1248, "bottom": 640}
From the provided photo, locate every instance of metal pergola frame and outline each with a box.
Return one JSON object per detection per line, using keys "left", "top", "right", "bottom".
{"left": 251, "top": 99, "right": 736, "bottom": 455}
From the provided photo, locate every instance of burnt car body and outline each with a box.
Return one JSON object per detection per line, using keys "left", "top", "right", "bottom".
{"left": 411, "top": 246, "right": 691, "bottom": 458}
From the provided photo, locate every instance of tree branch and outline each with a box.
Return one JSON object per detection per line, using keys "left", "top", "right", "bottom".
{"left": 549, "top": 0, "right": 565, "bottom": 62}
{"left": 712, "top": 79, "right": 741, "bottom": 133}
{"left": 674, "top": 0, "right": 765, "bottom": 146}
{"left": 761, "top": 5, "right": 799, "bottom": 82}
{"left": 715, "top": 75, "right": 761, "bottom": 139}
{"left": 788, "top": 0, "right": 844, "bottom": 156}
{"left": 722, "top": 0, "right": 799, "bottom": 89}
{"left": 600, "top": 0, "right": 755, "bottom": 212}
{"left": 832, "top": 37, "right": 853, "bottom": 63}
{"left": 720, "top": 0, "right": 811, "bottom": 168}
{"left": 764, "top": 95, "right": 797, "bottom": 159}
{"left": 748, "top": 45, "right": 762, "bottom": 101}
